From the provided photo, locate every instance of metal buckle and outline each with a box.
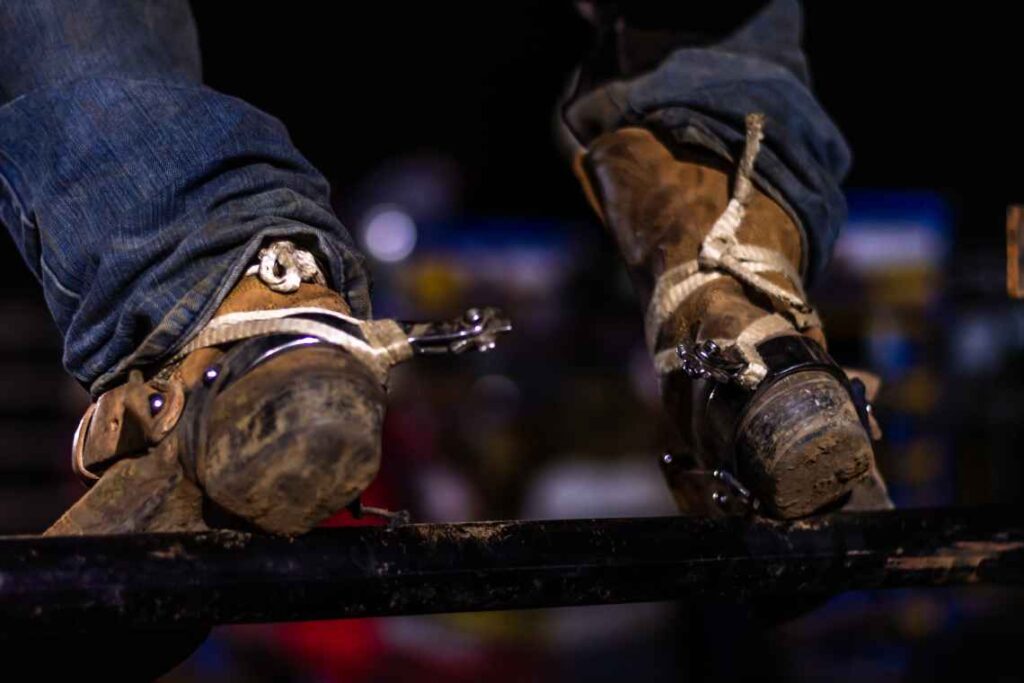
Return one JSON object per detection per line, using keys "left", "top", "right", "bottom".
{"left": 676, "top": 339, "right": 747, "bottom": 384}
{"left": 71, "top": 401, "right": 100, "bottom": 483}
{"left": 403, "top": 307, "right": 513, "bottom": 355}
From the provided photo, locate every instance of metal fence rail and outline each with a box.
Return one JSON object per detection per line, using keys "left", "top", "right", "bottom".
{"left": 1, "top": 506, "right": 1022, "bottom": 629}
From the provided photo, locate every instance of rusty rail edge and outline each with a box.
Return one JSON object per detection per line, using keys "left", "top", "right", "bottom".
{"left": 1, "top": 506, "right": 1022, "bottom": 629}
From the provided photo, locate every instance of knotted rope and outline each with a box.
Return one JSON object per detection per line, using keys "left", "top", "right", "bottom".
{"left": 648, "top": 114, "right": 820, "bottom": 389}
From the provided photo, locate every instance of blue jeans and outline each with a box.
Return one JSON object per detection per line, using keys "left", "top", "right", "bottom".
{"left": 564, "top": 0, "right": 850, "bottom": 286}
{"left": 0, "top": 0, "right": 371, "bottom": 394}
{"left": 0, "top": 0, "right": 846, "bottom": 395}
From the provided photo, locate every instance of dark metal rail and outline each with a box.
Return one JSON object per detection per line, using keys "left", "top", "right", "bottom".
{"left": 1, "top": 506, "right": 1022, "bottom": 629}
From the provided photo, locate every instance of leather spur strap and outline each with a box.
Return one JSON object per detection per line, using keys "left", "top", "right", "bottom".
{"left": 72, "top": 308, "right": 512, "bottom": 483}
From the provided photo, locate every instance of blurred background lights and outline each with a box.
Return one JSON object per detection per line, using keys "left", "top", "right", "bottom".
{"left": 363, "top": 205, "right": 417, "bottom": 263}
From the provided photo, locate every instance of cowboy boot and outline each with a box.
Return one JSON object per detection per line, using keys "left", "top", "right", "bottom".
{"left": 46, "top": 241, "right": 510, "bottom": 536}
{"left": 574, "top": 116, "right": 890, "bottom": 518}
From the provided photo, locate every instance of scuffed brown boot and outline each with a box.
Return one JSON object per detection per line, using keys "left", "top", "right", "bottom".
{"left": 47, "top": 241, "right": 510, "bottom": 536}
{"left": 574, "top": 116, "right": 890, "bottom": 519}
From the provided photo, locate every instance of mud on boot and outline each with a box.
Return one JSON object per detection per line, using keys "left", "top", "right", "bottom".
{"left": 574, "top": 115, "right": 891, "bottom": 519}
{"left": 47, "top": 241, "right": 511, "bottom": 536}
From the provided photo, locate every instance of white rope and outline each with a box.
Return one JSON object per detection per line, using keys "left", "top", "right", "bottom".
{"left": 643, "top": 255, "right": 809, "bottom": 352}
{"left": 646, "top": 113, "right": 821, "bottom": 387}
{"left": 723, "top": 313, "right": 793, "bottom": 388}
{"left": 244, "top": 240, "right": 327, "bottom": 293}
{"left": 194, "top": 305, "right": 365, "bottom": 329}
{"left": 167, "top": 242, "right": 416, "bottom": 384}
{"left": 645, "top": 263, "right": 721, "bottom": 350}
{"left": 170, "top": 306, "right": 413, "bottom": 385}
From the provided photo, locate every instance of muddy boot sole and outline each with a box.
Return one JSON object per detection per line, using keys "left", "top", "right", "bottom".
{"left": 736, "top": 371, "right": 872, "bottom": 518}
{"left": 199, "top": 346, "right": 386, "bottom": 536}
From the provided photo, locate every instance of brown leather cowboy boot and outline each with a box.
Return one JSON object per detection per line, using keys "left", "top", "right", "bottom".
{"left": 574, "top": 115, "right": 890, "bottom": 518}
{"left": 47, "top": 241, "right": 510, "bottom": 536}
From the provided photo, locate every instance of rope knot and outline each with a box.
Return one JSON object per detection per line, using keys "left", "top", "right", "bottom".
{"left": 699, "top": 233, "right": 735, "bottom": 270}
{"left": 246, "top": 240, "right": 327, "bottom": 293}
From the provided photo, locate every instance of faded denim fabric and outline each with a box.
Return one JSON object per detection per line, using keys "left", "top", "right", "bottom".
{"left": 0, "top": 0, "right": 370, "bottom": 394}
{"left": 0, "top": 0, "right": 844, "bottom": 396}
{"left": 565, "top": 0, "right": 850, "bottom": 285}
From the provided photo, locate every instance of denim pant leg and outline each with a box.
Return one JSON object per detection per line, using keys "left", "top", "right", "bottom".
{"left": 565, "top": 0, "right": 851, "bottom": 285}
{"left": 0, "top": 0, "right": 370, "bottom": 395}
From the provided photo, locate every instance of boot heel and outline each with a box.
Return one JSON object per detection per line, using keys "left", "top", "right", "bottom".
{"left": 736, "top": 371, "right": 872, "bottom": 518}
{"left": 200, "top": 347, "right": 385, "bottom": 536}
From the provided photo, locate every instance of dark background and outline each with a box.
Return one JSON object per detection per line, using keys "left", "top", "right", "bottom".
{"left": 189, "top": 3, "right": 1016, "bottom": 248}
